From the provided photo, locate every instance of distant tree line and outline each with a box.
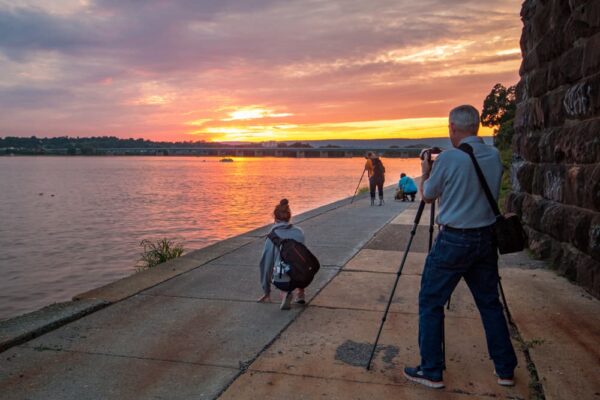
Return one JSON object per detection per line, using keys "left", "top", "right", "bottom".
{"left": 0, "top": 136, "right": 315, "bottom": 154}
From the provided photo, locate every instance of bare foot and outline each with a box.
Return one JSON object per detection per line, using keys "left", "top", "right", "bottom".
{"left": 257, "top": 294, "right": 271, "bottom": 303}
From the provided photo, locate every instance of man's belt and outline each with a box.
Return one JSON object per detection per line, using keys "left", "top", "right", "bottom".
{"left": 440, "top": 225, "right": 494, "bottom": 233}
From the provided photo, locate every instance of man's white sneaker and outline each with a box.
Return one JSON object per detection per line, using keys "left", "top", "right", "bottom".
{"left": 494, "top": 371, "right": 515, "bottom": 387}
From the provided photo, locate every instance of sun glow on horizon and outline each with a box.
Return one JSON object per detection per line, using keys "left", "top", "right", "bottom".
{"left": 193, "top": 117, "right": 494, "bottom": 143}
{"left": 222, "top": 107, "right": 293, "bottom": 121}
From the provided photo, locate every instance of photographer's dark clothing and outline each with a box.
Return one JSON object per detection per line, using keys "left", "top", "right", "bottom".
{"left": 369, "top": 176, "right": 384, "bottom": 199}
{"left": 417, "top": 135, "right": 517, "bottom": 382}
{"left": 371, "top": 158, "right": 385, "bottom": 179}
{"left": 369, "top": 158, "right": 385, "bottom": 199}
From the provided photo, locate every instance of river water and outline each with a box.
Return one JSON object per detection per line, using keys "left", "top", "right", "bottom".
{"left": 0, "top": 156, "right": 421, "bottom": 320}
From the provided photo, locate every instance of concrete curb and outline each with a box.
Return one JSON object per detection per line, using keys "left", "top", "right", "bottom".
{"left": 0, "top": 299, "right": 108, "bottom": 353}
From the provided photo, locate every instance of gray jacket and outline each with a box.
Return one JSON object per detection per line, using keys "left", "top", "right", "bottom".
{"left": 259, "top": 222, "right": 305, "bottom": 295}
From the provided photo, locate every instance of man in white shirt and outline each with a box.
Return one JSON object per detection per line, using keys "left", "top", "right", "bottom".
{"left": 403, "top": 105, "right": 517, "bottom": 389}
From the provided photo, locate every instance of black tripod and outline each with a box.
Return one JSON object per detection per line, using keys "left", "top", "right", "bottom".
{"left": 366, "top": 200, "right": 437, "bottom": 370}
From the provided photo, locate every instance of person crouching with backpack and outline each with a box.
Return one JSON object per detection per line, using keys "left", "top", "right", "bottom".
{"left": 258, "top": 198, "right": 306, "bottom": 310}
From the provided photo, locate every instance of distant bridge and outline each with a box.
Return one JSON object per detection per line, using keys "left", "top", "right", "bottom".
{"left": 49, "top": 146, "right": 424, "bottom": 158}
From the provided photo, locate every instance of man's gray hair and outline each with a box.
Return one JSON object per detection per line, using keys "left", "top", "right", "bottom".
{"left": 449, "top": 105, "right": 480, "bottom": 133}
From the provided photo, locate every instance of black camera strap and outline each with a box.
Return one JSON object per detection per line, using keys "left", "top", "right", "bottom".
{"left": 458, "top": 143, "right": 502, "bottom": 218}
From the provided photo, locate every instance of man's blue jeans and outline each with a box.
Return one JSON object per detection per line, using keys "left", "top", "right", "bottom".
{"left": 418, "top": 227, "right": 517, "bottom": 380}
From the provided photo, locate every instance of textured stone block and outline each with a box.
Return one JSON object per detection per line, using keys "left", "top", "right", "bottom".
{"left": 506, "top": 191, "right": 526, "bottom": 215}
{"left": 525, "top": 131, "right": 544, "bottom": 162}
{"left": 536, "top": 29, "right": 566, "bottom": 64}
{"left": 531, "top": 164, "right": 565, "bottom": 201}
{"left": 520, "top": 48, "right": 540, "bottom": 75}
{"left": 545, "top": 164, "right": 566, "bottom": 201}
{"left": 589, "top": 214, "right": 600, "bottom": 261}
{"left": 563, "top": 165, "right": 586, "bottom": 207}
{"left": 560, "top": 45, "right": 585, "bottom": 84}
{"left": 550, "top": 0, "right": 573, "bottom": 30}
{"left": 563, "top": 82, "right": 592, "bottom": 119}
{"left": 546, "top": 61, "right": 561, "bottom": 93}
{"left": 576, "top": 253, "right": 600, "bottom": 298}
{"left": 525, "top": 225, "right": 553, "bottom": 259}
{"left": 582, "top": 32, "right": 600, "bottom": 76}
{"left": 520, "top": 25, "right": 533, "bottom": 59}
{"left": 540, "top": 203, "right": 567, "bottom": 241}
{"left": 532, "top": 2, "right": 554, "bottom": 45}
{"left": 543, "top": 88, "right": 568, "bottom": 127}
{"left": 515, "top": 78, "right": 528, "bottom": 104}
{"left": 516, "top": 161, "right": 536, "bottom": 192}
{"left": 528, "top": 67, "right": 549, "bottom": 97}
{"left": 568, "top": 0, "right": 594, "bottom": 13}
{"left": 531, "top": 165, "right": 545, "bottom": 196}
{"left": 576, "top": 0, "right": 600, "bottom": 28}
{"left": 585, "top": 163, "right": 600, "bottom": 211}
{"left": 554, "top": 242, "right": 580, "bottom": 281}
{"left": 586, "top": 71, "right": 600, "bottom": 113}
{"left": 557, "top": 120, "right": 600, "bottom": 164}
{"left": 514, "top": 98, "right": 544, "bottom": 130}
{"left": 563, "top": 16, "right": 594, "bottom": 45}
{"left": 537, "top": 128, "right": 561, "bottom": 162}
{"left": 521, "top": 0, "right": 536, "bottom": 23}
{"left": 521, "top": 194, "right": 550, "bottom": 230}
{"left": 564, "top": 206, "right": 593, "bottom": 252}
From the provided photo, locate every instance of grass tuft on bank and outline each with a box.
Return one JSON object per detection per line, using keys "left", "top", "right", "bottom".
{"left": 137, "top": 238, "right": 184, "bottom": 271}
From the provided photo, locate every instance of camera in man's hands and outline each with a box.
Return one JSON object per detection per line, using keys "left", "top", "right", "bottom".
{"left": 419, "top": 147, "right": 443, "bottom": 163}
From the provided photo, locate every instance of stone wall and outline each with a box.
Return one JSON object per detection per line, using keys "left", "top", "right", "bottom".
{"left": 508, "top": 0, "right": 600, "bottom": 297}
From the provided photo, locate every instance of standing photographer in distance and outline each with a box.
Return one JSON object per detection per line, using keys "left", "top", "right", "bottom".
{"left": 364, "top": 152, "right": 386, "bottom": 206}
{"left": 403, "top": 105, "right": 517, "bottom": 389}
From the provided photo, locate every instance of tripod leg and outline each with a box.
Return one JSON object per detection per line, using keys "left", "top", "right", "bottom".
{"left": 428, "top": 202, "right": 435, "bottom": 251}
{"left": 366, "top": 201, "right": 427, "bottom": 370}
{"left": 351, "top": 169, "right": 366, "bottom": 204}
{"left": 498, "top": 276, "right": 513, "bottom": 325}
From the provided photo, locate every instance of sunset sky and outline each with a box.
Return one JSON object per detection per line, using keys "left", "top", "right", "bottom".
{"left": 0, "top": 0, "right": 523, "bottom": 142}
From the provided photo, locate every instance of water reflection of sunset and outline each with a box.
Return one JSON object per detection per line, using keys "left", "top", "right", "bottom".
{"left": 0, "top": 156, "right": 420, "bottom": 318}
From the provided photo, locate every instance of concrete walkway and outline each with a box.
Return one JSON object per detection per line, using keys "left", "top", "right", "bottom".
{"left": 1, "top": 191, "right": 599, "bottom": 399}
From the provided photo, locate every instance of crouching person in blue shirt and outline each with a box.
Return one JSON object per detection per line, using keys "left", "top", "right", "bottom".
{"left": 403, "top": 105, "right": 517, "bottom": 389}
{"left": 398, "top": 173, "right": 418, "bottom": 202}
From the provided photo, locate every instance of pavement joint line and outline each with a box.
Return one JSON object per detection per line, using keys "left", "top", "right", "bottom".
{"left": 308, "top": 304, "right": 480, "bottom": 320}
{"left": 136, "top": 293, "right": 306, "bottom": 306}
{"left": 242, "top": 368, "right": 500, "bottom": 399}
{"left": 339, "top": 268, "right": 422, "bottom": 276}
{"left": 505, "top": 309, "right": 547, "bottom": 399}
{"left": 17, "top": 344, "right": 241, "bottom": 371}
